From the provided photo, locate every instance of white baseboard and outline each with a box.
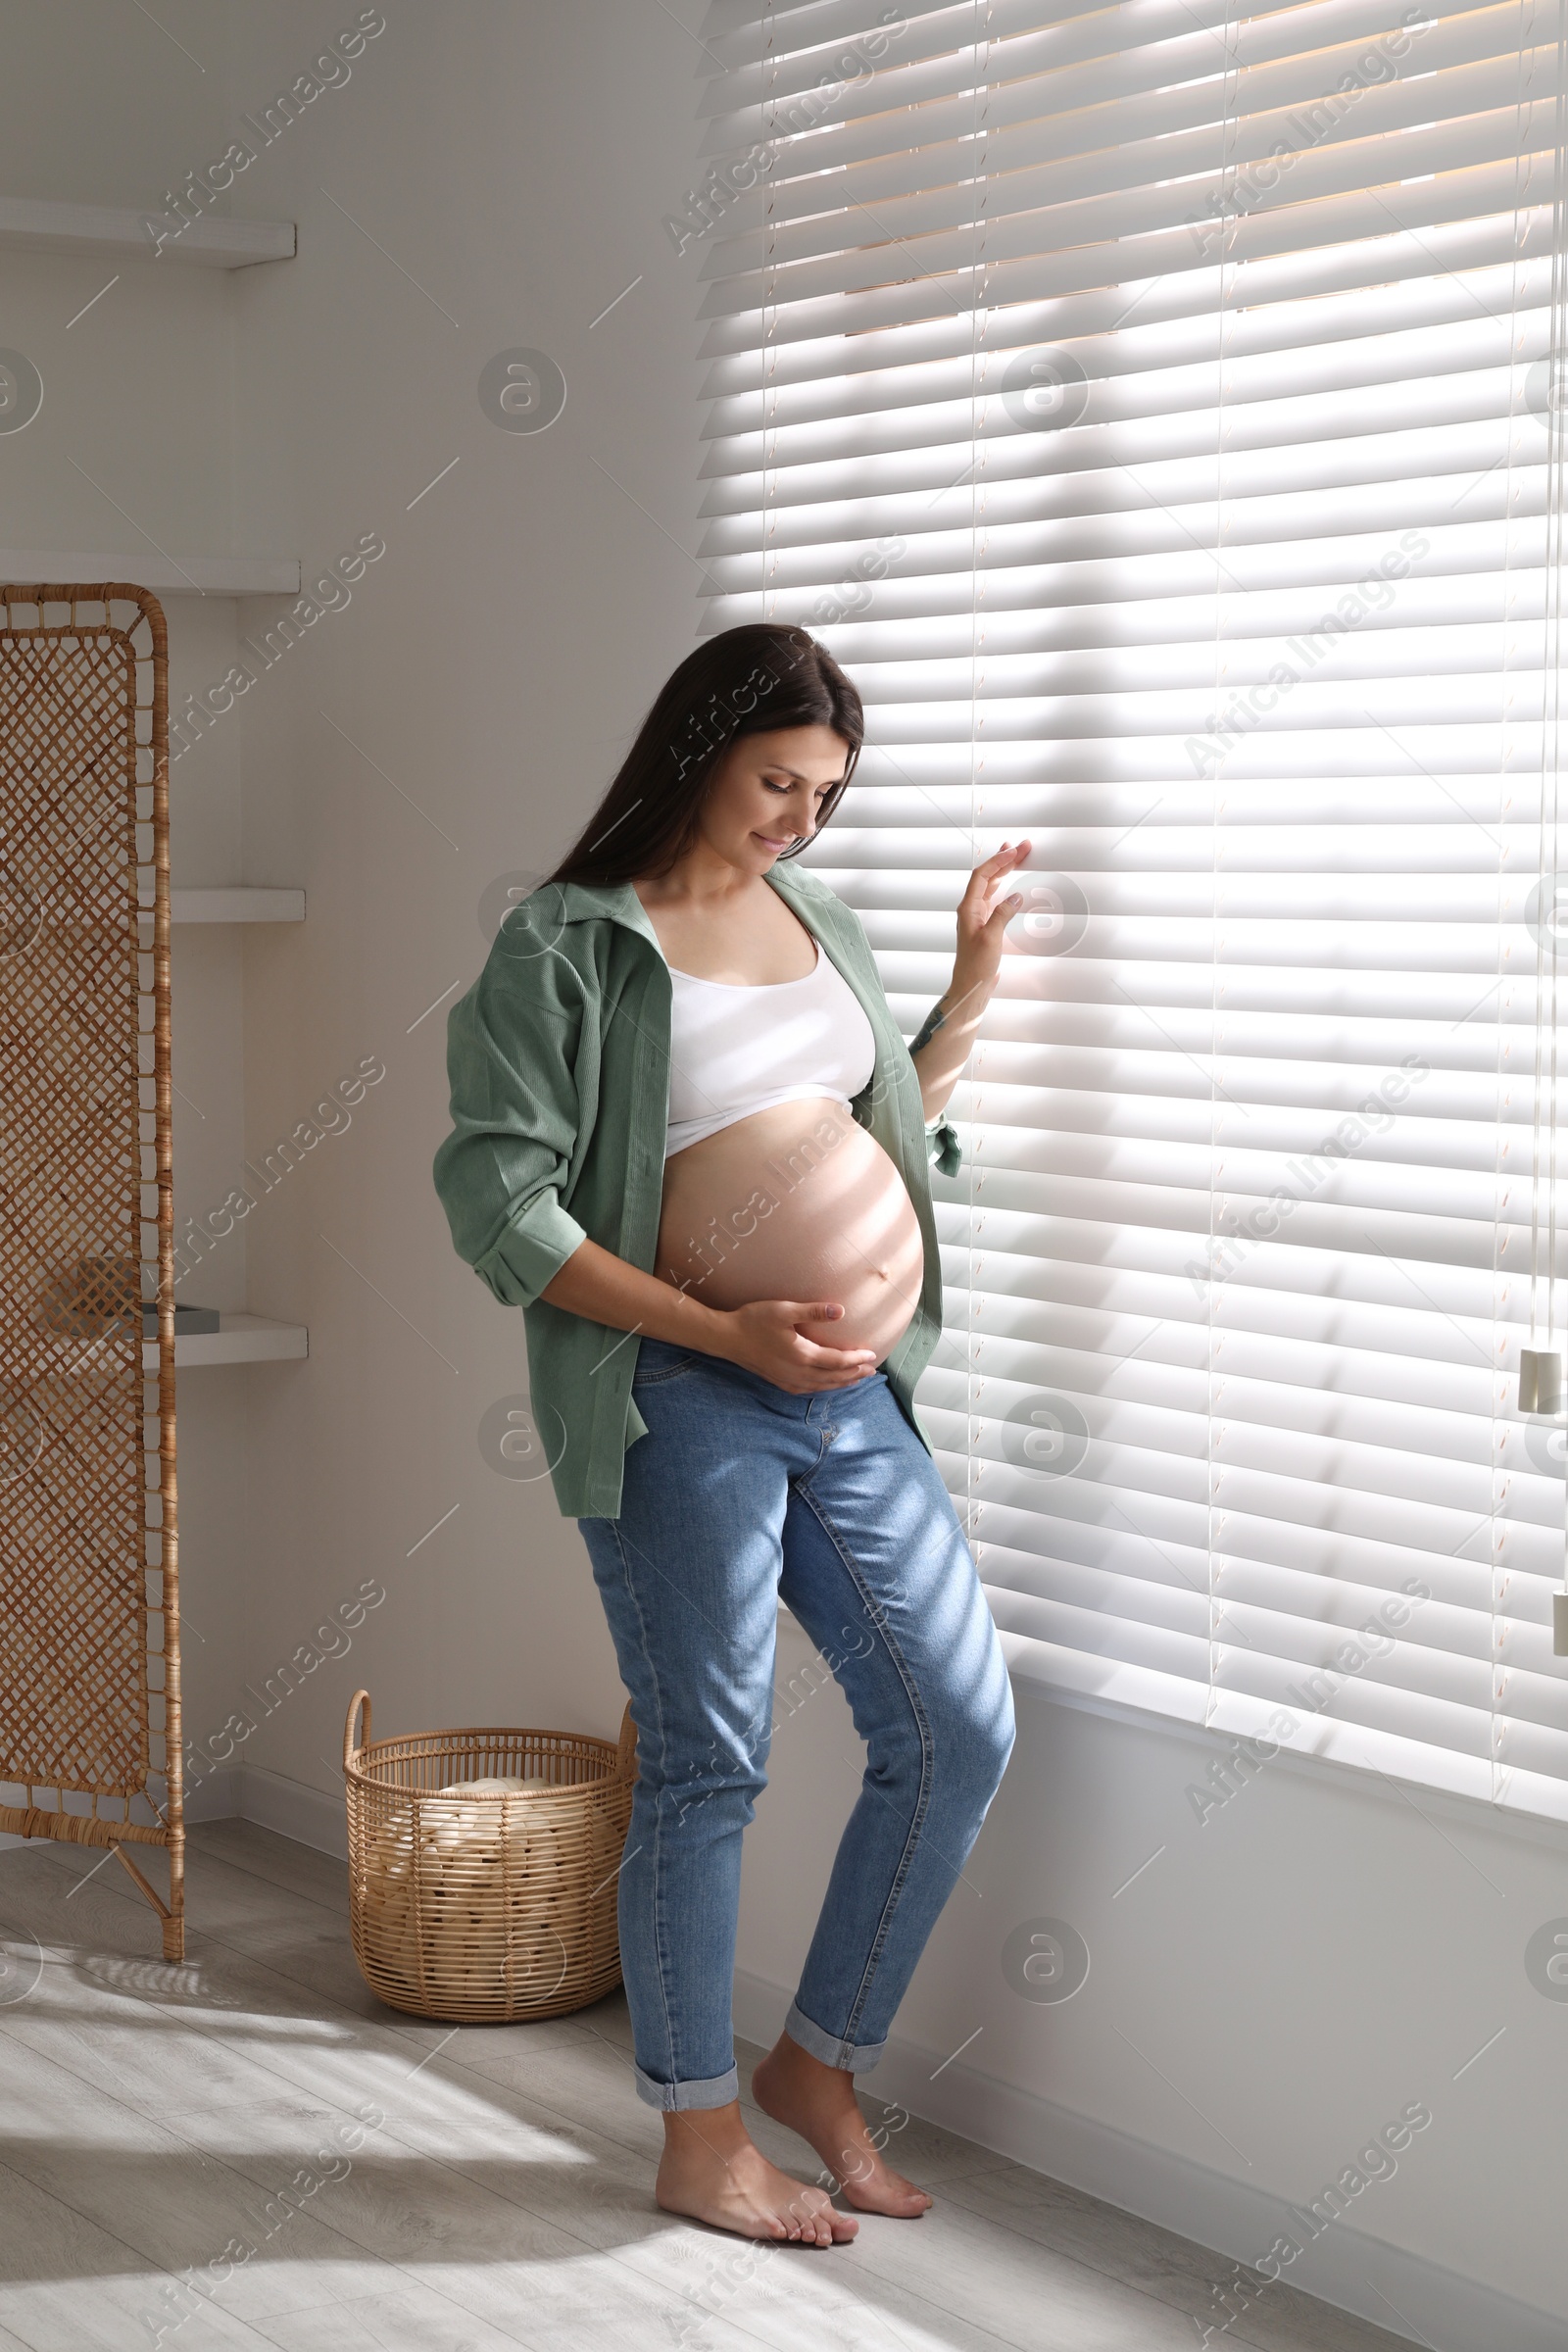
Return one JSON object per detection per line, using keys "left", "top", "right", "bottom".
{"left": 186, "top": 1762, "right": 347, "bottom": 1859}
{"left": 1, "top": 1768, "right": 345, "bottom": 1863}
{"left": 181, "top": 1765, "right": 241, "bottom": 1828}
{"left": 733, "top": 1968, "right": 1560, "bottom": 2352}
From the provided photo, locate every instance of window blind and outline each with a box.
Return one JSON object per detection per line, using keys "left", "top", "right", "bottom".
{"left": 690, "top": 0, "right": 1568, "bottom": 1819}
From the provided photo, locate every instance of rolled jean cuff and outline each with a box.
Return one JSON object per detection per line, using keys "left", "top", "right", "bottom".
{"left": 784, "top": 1998, "right": 888, "bottom": 2075}
{"left": 633, "top": 2059, "right": 739, "bottom": 2113}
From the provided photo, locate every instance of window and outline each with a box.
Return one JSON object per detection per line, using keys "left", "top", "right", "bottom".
{"left": 690, "top": 0, "right": 1568, "bottom": 1819}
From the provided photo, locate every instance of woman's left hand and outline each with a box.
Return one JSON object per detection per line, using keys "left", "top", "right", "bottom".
{"left": 910, "top": 841, "right": 1035, "bottom": 1125}
{"left": 952, "top": 840, "right": 1033, "bottom": 1004}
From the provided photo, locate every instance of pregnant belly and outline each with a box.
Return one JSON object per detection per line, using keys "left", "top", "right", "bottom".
{"left": 656, "top": 1098, "right": 924, "bottom": 1365}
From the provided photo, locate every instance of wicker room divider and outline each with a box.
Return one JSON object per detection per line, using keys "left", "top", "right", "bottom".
{"left": 0, "top": 584, "right": 183, "bottom": 1960}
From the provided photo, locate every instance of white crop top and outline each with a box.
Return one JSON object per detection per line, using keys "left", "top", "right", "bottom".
{"left": 662, "top": 945, "right": 877, "bottom": 1159}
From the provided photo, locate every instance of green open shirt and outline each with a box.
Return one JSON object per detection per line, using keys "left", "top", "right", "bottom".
{"left": 432, "top": 861, "right": 954, "bottom": 1518}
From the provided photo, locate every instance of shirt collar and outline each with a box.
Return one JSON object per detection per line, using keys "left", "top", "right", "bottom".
{"left": 554, "top": 859, "right": 834, "bottom": 948}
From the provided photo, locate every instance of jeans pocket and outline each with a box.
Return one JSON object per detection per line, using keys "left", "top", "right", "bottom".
{"left": 631, "top": 1339, "right": 700, "bottom": 1388}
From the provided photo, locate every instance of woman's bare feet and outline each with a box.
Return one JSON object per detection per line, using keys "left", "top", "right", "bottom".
{"left": 752, "top": 2034, "right": 933, "bottom": 2218}
{"left": 656, "top": 2101, "right": 859, "bottom": 2245}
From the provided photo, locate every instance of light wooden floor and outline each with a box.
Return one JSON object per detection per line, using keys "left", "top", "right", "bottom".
{"left": 0, "top": 1821, "right": 1415, "bottom": 2352}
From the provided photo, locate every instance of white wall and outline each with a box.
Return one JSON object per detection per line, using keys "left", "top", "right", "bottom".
{"left": 4, "top": 10, "right": 1562, "bottom": 2348}
{"left": 221, "top": 0, "right": 706, "bottom": 1782}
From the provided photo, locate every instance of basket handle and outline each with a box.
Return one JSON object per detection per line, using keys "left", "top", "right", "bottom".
{"left": 614, "top": 1701, "right": 638, "bottom": 1783}
{"left": 344, "top": 1688, "right": 371, "bottom": 1772}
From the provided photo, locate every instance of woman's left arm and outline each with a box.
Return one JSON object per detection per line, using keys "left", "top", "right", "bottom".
{"left": 910, "top": 841, "right": 1033, "bottom": 1123}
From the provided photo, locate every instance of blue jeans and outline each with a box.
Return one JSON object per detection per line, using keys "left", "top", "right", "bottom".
{"left": 578, "top": 1339, "right": 1015, "bottom": 2112}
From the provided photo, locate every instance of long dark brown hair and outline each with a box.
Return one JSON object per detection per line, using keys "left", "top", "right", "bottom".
{"left": 549, "top": 624, "right": 863, "bottom": 887}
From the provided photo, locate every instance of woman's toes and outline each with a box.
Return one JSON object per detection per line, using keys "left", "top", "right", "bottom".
{"left": 800, "top": 2187, "right": 857, "bottom": 2245}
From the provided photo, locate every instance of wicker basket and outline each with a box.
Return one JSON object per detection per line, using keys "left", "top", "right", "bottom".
{"left": 342, "top": 1689, "right": 636, "bottom": 2023}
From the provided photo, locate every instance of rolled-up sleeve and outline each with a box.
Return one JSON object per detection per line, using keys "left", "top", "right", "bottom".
{"left": 432, "top": 956, "right": 588, "bottom": 1309}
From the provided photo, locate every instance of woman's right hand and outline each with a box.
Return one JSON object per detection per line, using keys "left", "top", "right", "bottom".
{"left": 717, "top": 1299, "right": 877, "bottom": 1391}
{"left": 542, "top": 1240, "right": 878, "bottom": 1390}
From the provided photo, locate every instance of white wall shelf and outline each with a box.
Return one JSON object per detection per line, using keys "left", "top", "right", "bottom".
{"left": 143, "top": 1313, "right": 308, "bottom": 1372}
{"left": 0, "top": 551, "right": 301, "bottom": 598}
{"left": 172, "top": 889, "right": 305, "bottom": 924}
{"left": 0, "top": 196, "right": 295, "bottom": 270}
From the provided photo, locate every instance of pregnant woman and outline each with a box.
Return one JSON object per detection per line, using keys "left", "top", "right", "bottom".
{"left": 434, "top": 624, "right": 1025, "bottom": 2246}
